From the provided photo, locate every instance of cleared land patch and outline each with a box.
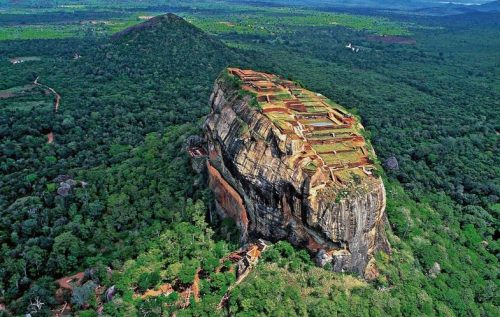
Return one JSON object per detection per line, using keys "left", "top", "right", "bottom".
{"left": 0, "top": 84, "right": 37, "bottom": 99}
{"left": 366, "top": 35, "right": 416, "bottom": 44}
{"left": 8, "top": 56, "right": 41, "bottom": 64}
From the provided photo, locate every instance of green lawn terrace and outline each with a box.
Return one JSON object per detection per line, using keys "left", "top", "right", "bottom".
{"left": 227, "top": 68, "right": 377, "bottom": 188}
{"left": 0, "top": 84, "right": 49, "bottom": 103}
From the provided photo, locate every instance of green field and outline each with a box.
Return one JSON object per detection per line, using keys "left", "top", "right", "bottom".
{"left": 0, "top": 20, "right": 141, "bottom": 40}
{"left": 0, "top": 84, "right": 32, "bottom": 94}
{"left": 187, "top": 9, "right": 411, "bottom": 37}
{"left": 0, "top": 3, "right": 411, "bottom": 41}
{"left": 1, "top": 99, "right": 51, "bottom": 111}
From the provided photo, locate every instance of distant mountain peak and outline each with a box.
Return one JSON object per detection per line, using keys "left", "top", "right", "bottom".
{"left": 111, "top": 13, "right": 194, "bottom": 41}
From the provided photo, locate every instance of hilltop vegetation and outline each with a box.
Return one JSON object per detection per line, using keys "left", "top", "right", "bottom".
{"left": 0, "top": 2, "right": 498, "bottom": 316}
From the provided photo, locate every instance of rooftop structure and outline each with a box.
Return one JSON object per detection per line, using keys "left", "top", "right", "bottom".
{"left": 227, "top": 68, "right": 376, "bottom": 186}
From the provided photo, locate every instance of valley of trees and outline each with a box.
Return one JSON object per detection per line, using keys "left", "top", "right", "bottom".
{"left": 0, "top": 3, "right": 498, "bottom": 317}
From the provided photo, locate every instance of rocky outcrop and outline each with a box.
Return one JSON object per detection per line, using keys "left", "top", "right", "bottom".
{"left": 204, "top": 69, "right": 390, "bottom": 276}
{"left": 54, "top": 175, "right": 87, "bottom": 197}
{"left": 383, "top": 156, "right": 399, "bottom": 171}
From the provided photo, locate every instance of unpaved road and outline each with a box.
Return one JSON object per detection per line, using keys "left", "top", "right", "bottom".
{"left": 34, "top": 77, "right": 61, "bottom": 143}
{"left": 34, "top": 76, "right": 61, "bottom": 112}
{"left": 47, "top": 132, "right": 54, "bottom": 144}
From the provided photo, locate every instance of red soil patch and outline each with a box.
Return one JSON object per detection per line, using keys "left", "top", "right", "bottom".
{"left": 134, "top": 269, "right": 202, "bottom": 308}
{"left": 263, "top": 107, "right": 291, "bottom": 114}
{"left": 306, "top": 236, "right": 324, "bottom": 252}
{"left": 56, "top": 272, "right": 85, "bottom": 291}
{"left": 137, "top": 284, "right": 174, "bottom": 299}
{"left": 246, "top": 245, "right": 261, "bottom": 259}
{"left": 47, "top": 131, "right": 54, "bottom": 144}
{"left": 192, "top": 269, "right": 201, "bottom": 302}
{"left": 366, "top": 35, "right": 416, "bottom": 44}
{"left": 54, "top": 272, "right": 85, "bottom": 314}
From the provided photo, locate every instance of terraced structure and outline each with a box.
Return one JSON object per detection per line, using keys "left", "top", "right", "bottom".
{"left": 229, "top": 68, "right": 375, "bottom": 184}
{"left": 206, "top": 68, "right": 389, "bottom": 275}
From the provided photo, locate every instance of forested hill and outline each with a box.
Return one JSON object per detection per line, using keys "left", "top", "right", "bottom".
{"left": 0, "top": 14, "right": 244, "bottom": 313}
{"left": 73, "top": 13, "right": 241, "bottom": 129}
{"left": 1, "top": 13, "right": 241, "bottom": 207}
{"left": 111, "top": 13, "right": 196, "bottom": 40}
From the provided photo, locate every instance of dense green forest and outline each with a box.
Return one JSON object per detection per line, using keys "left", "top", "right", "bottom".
{"left": 0, "top": 2, "right": 498, "bottom": 316}
{"left": 0, "top": 14, "right": 247, "bottom": 315}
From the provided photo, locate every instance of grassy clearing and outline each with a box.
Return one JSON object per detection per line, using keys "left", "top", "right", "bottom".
{"left": 0, "top": 84, "right": 35, "bottom": 98}
{"left": 186, "top": 7, "right": 411, "bottom": 37}
{"left": 0, "top": 19, "right": 143, "bottom": 40}
{"left": 0, "top": 13, "right": 150, "bottom": 40}
{"left": 0, "top": 24, "right": 91, "bottom": 40}
{"left": 0, "top": 2, "right": 411, "bottom": 41}
{"left": 312, "top": 143, "right": 353, "bottom": 152}
{"left": 334, "top": 167, "right": 367, "bottom": 182}
{"left": 0, "top": 84, "right": 52, "bottom": 111}
{"left": 1, "top": 99, "right": 52, "bottom": 111}
{"left": 311, "top": 128, "right": 354, "bottom": 135}
{"left": 322, "top": 150, "right": 361, "bottom": 165}
{"left": 8, "top": 56, "right": 41, "bottom": 63}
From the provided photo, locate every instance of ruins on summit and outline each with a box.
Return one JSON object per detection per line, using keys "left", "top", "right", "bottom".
{"left": 205, "top": 68, "right": 390, "bottom": 277}
{"left": 228, "top": 67, "right": 374, "bottom": 180}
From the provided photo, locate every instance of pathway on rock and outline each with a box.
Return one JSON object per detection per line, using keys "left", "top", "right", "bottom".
{"left": 217, "top": 241, "right": 268, "bottom": 310}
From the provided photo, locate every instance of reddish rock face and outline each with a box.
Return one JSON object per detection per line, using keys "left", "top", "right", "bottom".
{"left": 207, "top": 161, "right": 249, "bottom": 236}
{"left": 204, "top": 69, "right": 390, "bottom": 277}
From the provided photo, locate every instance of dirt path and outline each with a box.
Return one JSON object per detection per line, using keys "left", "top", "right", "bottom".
{"left": 56, "top": 272, "right": 84, "bottom": 291}
{"left": 47, "top": 132, "right": 54, "bottom": 144}
{"left": 34, "top": 76, "right": 61, "bottom": 143}
{"left": 34, "top": 76, "right": 61, "bottom": 112}
{"left": 192, "top": 269, "right": 201, "bottom": 302}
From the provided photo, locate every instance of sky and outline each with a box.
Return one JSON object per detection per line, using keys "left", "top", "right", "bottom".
{"left": 431, "top": 0, "right": 491, "bottom": 3}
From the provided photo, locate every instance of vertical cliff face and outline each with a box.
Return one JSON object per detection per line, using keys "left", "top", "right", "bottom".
{"left": 204, "top": 69, "right": 390, "bottom": 277}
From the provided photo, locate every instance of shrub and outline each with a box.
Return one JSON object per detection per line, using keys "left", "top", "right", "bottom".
{"left": 137, "top": 271, "right": 161, "bottom": 293}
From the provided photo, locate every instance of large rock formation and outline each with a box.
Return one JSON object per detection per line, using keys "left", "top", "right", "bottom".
{"left": 204, "top": 68, "right": 390, "bottom": 276}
